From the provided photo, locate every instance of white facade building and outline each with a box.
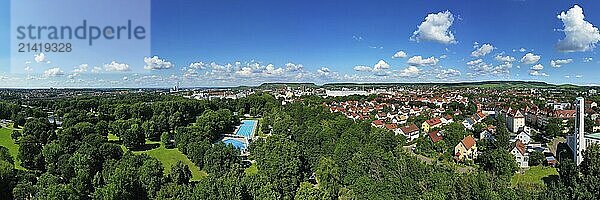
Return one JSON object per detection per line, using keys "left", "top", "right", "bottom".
{"left": 511, "top": 140, "right": 529, "bottom": 168}
{"left": 506, "top": 110, "right": 525, "bottom": 133}
{"left": 515, "top": 130, "right": 531, "bottom": 144}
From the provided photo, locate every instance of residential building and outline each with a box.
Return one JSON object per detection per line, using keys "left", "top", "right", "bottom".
{"left": 428, "top": 130, "right": 443, "bottom": 143}
{"left": 422, "top": 118, "right": 442, "bottom": 133}
{"left": 384, "top": 123, "right": 401, "bottom": 135}
{"left": 371, "top": 120, "right": 384, "bottom": 128}
{"left": 399, "top": 124, "right": 420, "bottom": 142}
{"left": 506, "top": 110, "right": 525, "bottom": 133}
{"left": 515, "top": 128, "right": 532, "bottom": 144}
{"left": 463, "top": 118, "right": 475, "bottom": 130}
{"left": 511, "top": 140, "right": 529, "bottom": 168}
{"left": 479, "top": 129, "right": 495, "bottom": 141}
{"left": 454, "top": 135, "right": 477, "bottom": 161}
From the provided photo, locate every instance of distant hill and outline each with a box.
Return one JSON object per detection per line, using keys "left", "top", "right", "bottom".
{"left": 258, "top": 83, "right": 318, "bottom": 89}
{"left": 321, "top": 81, "right": 587, "bottom": 90}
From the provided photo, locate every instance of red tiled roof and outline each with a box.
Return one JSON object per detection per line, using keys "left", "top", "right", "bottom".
{"left": 461, "top": 135, "right": 476, "bottom": 149}
{"left": 385, "top": 124, "right": 398, "bottom": 130}
{"left": 428, "top": 130, "right": 443, "bottom": 143}
{"left": 372, "top": 120, "right": 384, "bottom": 126}
{"left": 513, "top": 139, "right": 526, "bottom": 155}
{"left": 425, "top": 118, "right": 442, "bottom": 126}
{"left": 552, "top": 110, "right": 576, "bottom": 118}
{"left": 400, "top": 124, "right": 419, "bottom": 134}
{"left": 477, "top": 111, "right": 486, "bottom": 118}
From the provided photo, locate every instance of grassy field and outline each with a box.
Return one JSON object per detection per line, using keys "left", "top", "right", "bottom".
{"left": 245, "top": 163, "right": 258, "bottom": 175}
{"left": 132, "top": 144, "right": 207, "bottom": 181}
{"left": 109, "top": 133, "right": 207, "bottom": 181}
{"left": 0, "top": 127, "right": 24, "bottom": 170}
{"left": 511, "top": 166, "right": 558, "bottom": 188}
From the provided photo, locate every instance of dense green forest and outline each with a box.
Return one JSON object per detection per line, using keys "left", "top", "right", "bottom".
{"left": 0, "top": 92, "right": 599, "bottom": 199}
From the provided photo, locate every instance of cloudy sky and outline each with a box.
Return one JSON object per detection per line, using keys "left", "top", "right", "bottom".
{"left": 1, "top": 0, "right": 600, "bottom": 88}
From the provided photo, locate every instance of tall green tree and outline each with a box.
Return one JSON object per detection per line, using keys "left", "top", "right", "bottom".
{"left": 315, "top": 157, "right": 341, "bottom": 199}
{"left": 169, "top": 161, "right": 192, "bottom": 185}
{"left": 122, "top": 124, "right": 145, "bottom": 149}
{"left": 139, "top": 158, "right": 164, "bottom": 198}
{"left": 477, "top": 149, "right": 518, "bottom": 178}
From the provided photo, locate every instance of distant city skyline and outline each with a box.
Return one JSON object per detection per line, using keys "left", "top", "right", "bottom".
{"left": 1, "top": 0, "right": 600, "bottom": 88}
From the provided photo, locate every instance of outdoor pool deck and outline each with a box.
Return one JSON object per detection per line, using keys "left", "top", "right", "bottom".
{"left": 235, "top": 120, "right": 257, "bottom": 138}
{"left": 223, "top": 138, "right": 248, "bottom": 151}
{"left": 219, "top": 119, "right": 258, "bottom": 156}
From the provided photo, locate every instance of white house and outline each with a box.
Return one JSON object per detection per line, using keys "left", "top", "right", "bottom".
{"left": 506, "top": 110, "right": 525, "bottom": 133}
{"left": 462, "top": 118, "right": 475, "bottom": 130}
{"left": 515, "top": 128, "right": 532, "bottom": 144}
{"left": 479, "top": 129, "right": 495, "bottom": 141}
{"left": 399, "top": 124, "right": 420, "bottom": 142}
{"left": 511, "top": 140, "right": 529, "bottom": 168}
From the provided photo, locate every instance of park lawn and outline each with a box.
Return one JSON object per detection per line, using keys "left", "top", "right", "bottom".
{"left": 245, "top": 163, "right": 258, "bottom": 176}
{"left": 0, "top": 128, "right": 25, "bottom": 170}
{"left": 111, "top": 135, "right": 207, "bottom": 181}
{"left": 132, "top": 145, "right": 207, "bottom": 181}
{"left": 511, "top": 166, "right": 558, "bottom": 188}
{"left": 107, "top": 133, "right": 119, "bottom": 141}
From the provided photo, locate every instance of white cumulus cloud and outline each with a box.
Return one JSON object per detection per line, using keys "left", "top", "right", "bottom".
{"left": 73, "top": 64, "right": 88, "bottom": 73}
{"left": 373, "top": 60, "right": 391, "bottom": 71}
{"left": 471, "top": 43, "right": 494, "bottom": 57}
{"left": 43, "top": 67, "right": 64, "bottom": 77}
{"left": 392, "top": 51, "right": 407, "bottom": 58}
{"left": 235, "top": 67, "right": 253, "bottom": 76}
{"left": 529, "top": 70, "right": 549, "bottom": 77}
{"left": 188, "top": 62, "right": 206, "bottom": 70}
{"left": 353, "top": 65, "right": 372, "bottom": 72}
{"left": 407, "top": 56, "right": 439, "bottom": 66}
{"left": 467, "top": 59, "right": 511, "bottom": 76}
{"left": 317, "top": 67, "right": 331, "bottom": 76}
{"left": 494, "top": 54, "right": 516, "bottom": 63}
{"left": 34, "top": 53, "right": 47, "bottom": 63}
{"left": 436, "top": 68, "right": 461, "bottom": 79}
{"left": 144, "top": 56, "right": 173, "bottom": 70}
{"left": 531, "top": 64, "right": 544, "bottom": 71}
{"left": 520, "top": 53, "right": 541, "bottom": 64}
{"left": 91, "top": 66, "right": 103, "bottom": 73}
{"left": 411, "top": 10, "right": 457, "bottom": 44}
{"left": 104, "top": 61, "right": 131, "bottom": 72}
{"left": 398, "top": 66, "right": 421, "bottom": 77}
{"left": 467, "top": 59, "right": 483, "bottom": 66}
{"left": 556, "top": 5, "right": 600, "bottom": 52}
{"left": 550, "top": 59, "right": 573, "bottom": 67}
{"left": 285, "top": 63, "right": 304, "bottom": 72}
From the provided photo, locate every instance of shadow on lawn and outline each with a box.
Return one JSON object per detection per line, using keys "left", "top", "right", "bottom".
{"left": 542, "top": 175, "right": 559, "bottom": 185}
{"left": 106, "top": 139, "right": 160, "bottom": 151}
{"left": 130, "top": 143, "right": 161, "bottom": 151}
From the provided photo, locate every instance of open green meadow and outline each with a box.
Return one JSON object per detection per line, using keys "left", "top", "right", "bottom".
{"left": 511, "top": 166, "right": 558, "bottom": 188}
{"left": 109, "top": 133, "right": 207, "bottom": 181}
{"left": 0, "top": 127, "right": 24, "bottom": 170}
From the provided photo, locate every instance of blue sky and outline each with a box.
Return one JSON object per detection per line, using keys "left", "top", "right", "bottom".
{"left": 1, "top": 0, "right": 600, "bottom": 87}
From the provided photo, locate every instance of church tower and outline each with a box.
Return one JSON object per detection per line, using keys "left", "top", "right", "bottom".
{"left": 574, "top": 97, "right": 586, "bottom": 165}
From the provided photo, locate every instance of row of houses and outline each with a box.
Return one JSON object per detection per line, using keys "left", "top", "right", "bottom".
{"left": 462, "top": 111, "right": 487, "bottom": 130}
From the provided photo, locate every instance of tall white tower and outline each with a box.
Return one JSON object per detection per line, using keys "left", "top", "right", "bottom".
{"left": 574, "top": 97, "right": 586, "bottom": 165}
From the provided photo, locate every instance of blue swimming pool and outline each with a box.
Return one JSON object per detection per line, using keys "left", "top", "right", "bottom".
{"left": 236, "top": 120, "right": 256, "bottom": 138}
{"left": 223, "top": 139, "right": 246, "bottom": 150}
